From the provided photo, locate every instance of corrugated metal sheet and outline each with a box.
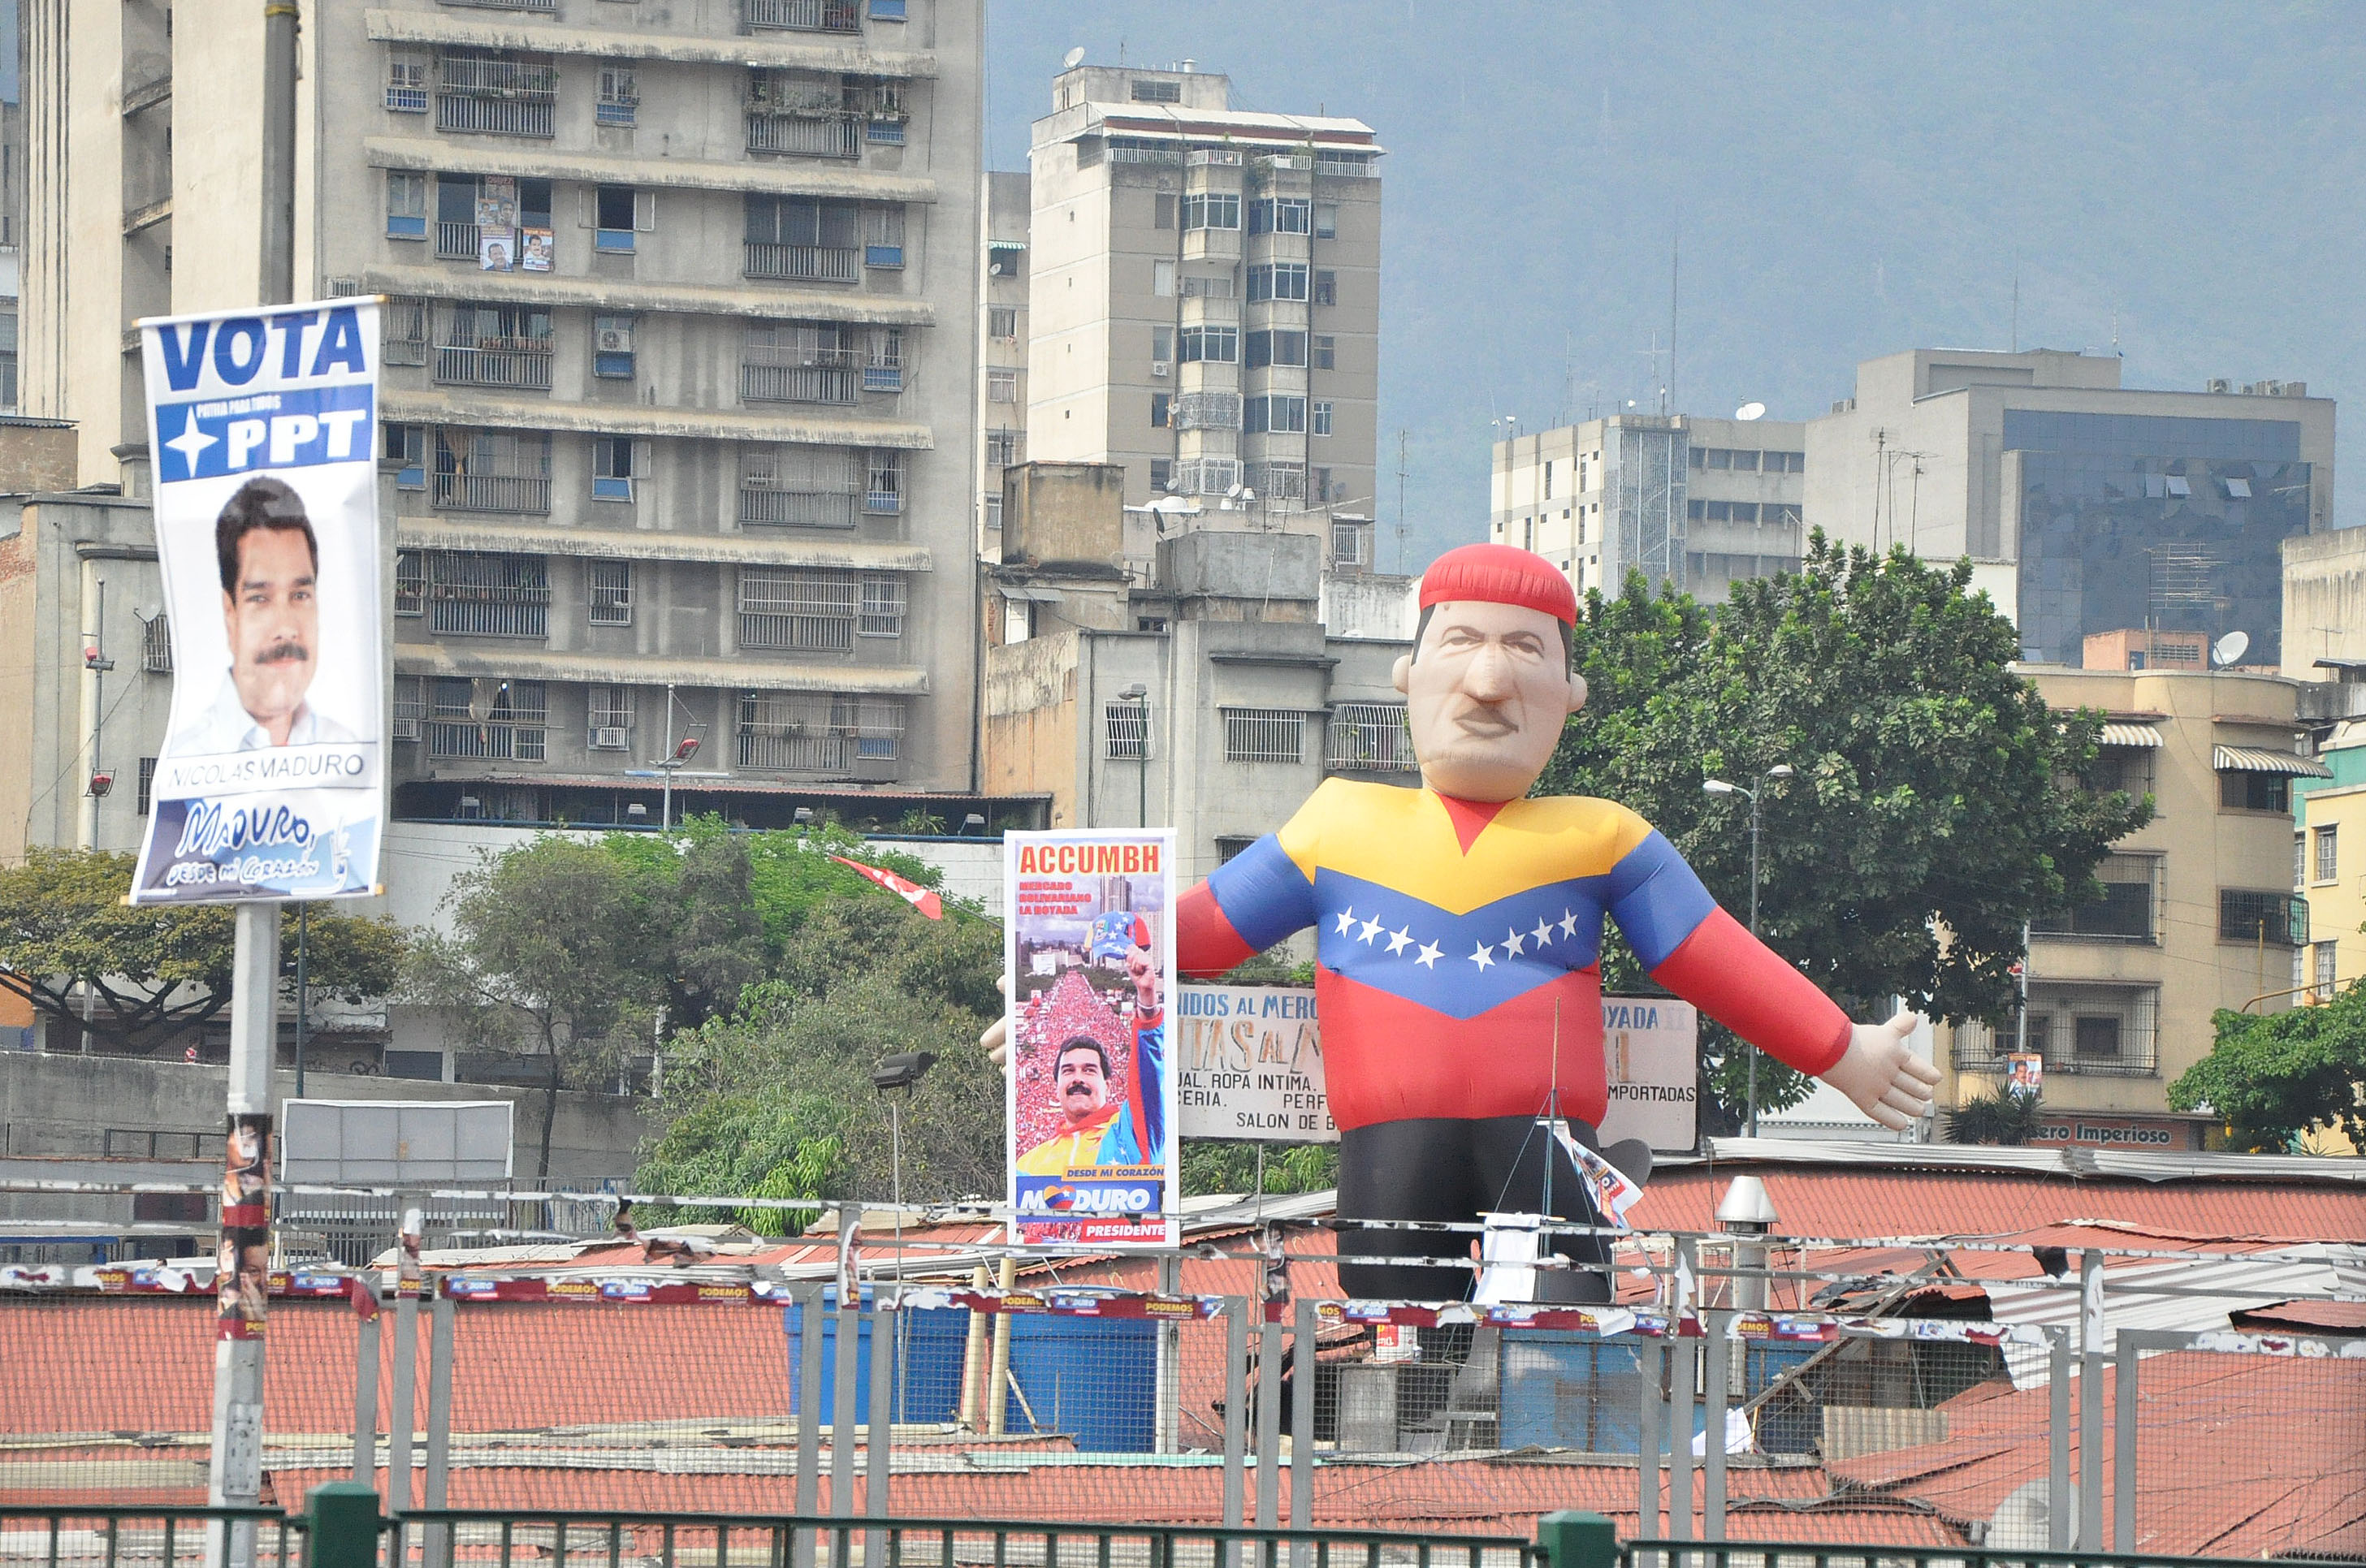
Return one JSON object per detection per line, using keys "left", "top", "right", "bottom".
{"left": 2099, "top": 722, "right": 2163, "bottom": 748}
{"left": 2213, "top": 743, "right": 2333, "bottom": 777}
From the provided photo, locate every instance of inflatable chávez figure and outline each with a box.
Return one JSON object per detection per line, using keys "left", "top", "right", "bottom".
{"left": 992, "top": 544, "right": 1939, "bottom": 1300}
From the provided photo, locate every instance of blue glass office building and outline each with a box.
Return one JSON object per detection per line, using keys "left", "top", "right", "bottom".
{"left": 2011, "top": 410, "right": 2312, "bottom": 667}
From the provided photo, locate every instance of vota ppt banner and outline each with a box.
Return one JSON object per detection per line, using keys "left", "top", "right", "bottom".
{"left": 1005, "top": 831, "right": 1177, "bottom": 1249}
{"left": 130, "top": 300, "right": 385, "bottom": 905}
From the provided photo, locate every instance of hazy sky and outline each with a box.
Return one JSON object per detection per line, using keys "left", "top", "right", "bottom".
{"left": 985, "top": 2, "right": 2366, "bottom": 570}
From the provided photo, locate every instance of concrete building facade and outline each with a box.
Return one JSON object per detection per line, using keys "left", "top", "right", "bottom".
{"left": 2282, "top": 526, "right": 2366, "bottom": 684}
{"left": 982, "top": 461, "right": 1408, "bottom": 887}
{"left": 1942, "top": 667, "right": 2327, "bottom": 1126}
{"left": 2295, "top": 721, "right": 2366, "bottom": 1011}
{"left": 21, "top": 0, "right": 999, "bottom": 830}
{"left": 1490, "top": 414, "right": 1806, "bottom": 604}
{"left": 978, "top": 167, "right": 1029, "bottom": 555}
{"left": 1806, "top": 350, "right": 2336, "bottom": 669}
{"left": 1019, "top": 62, "right": 1382, "bottom": 575}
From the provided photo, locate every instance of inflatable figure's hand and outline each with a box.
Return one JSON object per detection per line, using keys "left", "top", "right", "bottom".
{"left": 1822, "top": 1010, "right": 1940, "bottom": 1131}
{"left": 980, "top": 972, "right": 1013, "bottom": 1069}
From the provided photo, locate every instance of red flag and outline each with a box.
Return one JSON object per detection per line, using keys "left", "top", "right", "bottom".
{"left": 347, "top": 1275, "right": 380, "bottom": 1321}
{"left": 828, "top": 854, "right": 944, "bottom": 919}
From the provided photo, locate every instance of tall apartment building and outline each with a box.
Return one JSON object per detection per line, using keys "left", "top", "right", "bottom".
{"left": 1490, "top": 414, "right": 1807, "bottom": 605}
{"left": 977, "top": 169, "right": 1028, "bottom": 555}
{"left": 1940, "top": 664, "right": 2326, "bottom": 1137}
{"left": 1019, "top": 62, "right": 1382, "bottom": 573}
{"left": 1806, "top": 349, "right": 2337, "bottom": 669}
{"left": 21, "top": 0, "right": 998, "bottom": 832}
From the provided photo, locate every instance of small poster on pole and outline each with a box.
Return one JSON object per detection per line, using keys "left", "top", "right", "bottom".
{"left": 132, "top": 299, "right": 385, "bottom": 905}
{"left": 1005, "top": 831, "right": 1177, "bottom": 1249}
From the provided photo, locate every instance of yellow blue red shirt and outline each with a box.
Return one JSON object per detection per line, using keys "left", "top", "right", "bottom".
{"left": 1175, "top": 781, "right": 1849, "bottom": 1131}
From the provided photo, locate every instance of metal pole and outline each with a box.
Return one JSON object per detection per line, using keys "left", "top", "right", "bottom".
{"left": 422, "top": 1296, "right": 454, "bottom": 1568}
{"left": 2016, "top": 920, "right": 2031, "bottom": 1058}
{"left": 794, "top": 1286, "right": 824, "bottom": 1568}
{"left": 661, "top": 684, "right": 675, "bottom": 830}
{"left": 867, "top": 1296, "right": 894, "bottom": 1530}
{"left": 1669, "top": 1239, "right": 1697, "bottom": 1536}
{"left": 1222, "top": 1299, "right": 1248, "bottom": 1566}
{"left": 351, "top": 1303, "right": 379, "bottom": 1482}
{"left": 2113, "top": 1333, "right": 2139, "bottom": 1551}
{"left": 1138, "top": 706, "right": 1149, "bottom": 828}
{"left": 1745, "top": 785, "right": 1761, "bottom": 1137}
{"left": 294, "top": 905, "right": 309, "bottom": 1098}
{"left": 1702, "top": 1310, "right": 1728, "bottom": 1541}
{"left": 2078, "top": 1249, "right": 2104, "bottom": 1552}
{"left": 1636, "top": 1337, "right": 1662, "bottom": 1540}
{"left": 208, "top": 902, "right": 279, "bottom": 1568}
{"left": 1154, "top": 1253, "right": 1181, "bottom": 1455}
{"left": 2048, "top": 1327, "right": 2071, "bottom": 1550}
{"left": 388, "top": 1285, "right": 418, "bottom": 1516}
{"left": 987, "top": 1255, "right": 1016, "bottom": 1436}
{"left": 1254, "top": 1315, "right": 1282, "bottom": 1527}
{"left": 259, "top": 2, "right": 298, "bottom": 305}
{"left": 832, "top": 1291, "right": 861, "bottom": 1543}
{"left": 80, "top": 578, "right": 107, "bottom": 853}
{"left": 1289, "top": 1298, "right": 1315, "bottom": 1544}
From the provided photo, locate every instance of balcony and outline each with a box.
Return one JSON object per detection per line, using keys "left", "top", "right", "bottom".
{"left": 746, "top": 114, "right": 861, "bottom": 158}
{"left": 738, "top": 729, "right": 859, "bottom": 771}
{"left": 741, "top": 348, "right": 856, "bottom": 406}
{"left": 435, "top": 222, "right": 482, "bottom": 261}
{"left": 746, "top": 0, "right": 861, "bottom": 32}
{"left": 435, "top": 341, "right": 554, "bottom": 392}
{"left": 740, "top": 488, "right": 858, "bottom": 529}
{"left": 427, "top": 719, "right": 547, "bottom": 760}
{"left": 433, "top": 473, "right": 552, "bottom": 515}
{"left": 436, "top": 53, "right": 556, "bottom": 139}
{"left": 435, "top": 95, "right": 554, "bottom": 138}
{"left": 744, "top": 243, "right": 861, "bottom": 284}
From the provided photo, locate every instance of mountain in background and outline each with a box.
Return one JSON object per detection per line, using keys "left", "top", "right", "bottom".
{"left": 988, "top": 0, "right": 2365, "bottom": 572}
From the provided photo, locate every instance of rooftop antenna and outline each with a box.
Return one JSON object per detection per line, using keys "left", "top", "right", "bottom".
{"left": 1668, "top": 226, "right": 1679, "bottom": 413}
{"left": 1062, "top": 45, "right": 1085, "bottom": 71}
{"left": 2011, "top": 262, "right": 2020, "bottom": 354}
{"left": 1395, "top": 429, "right": 1410, "bottom": 573}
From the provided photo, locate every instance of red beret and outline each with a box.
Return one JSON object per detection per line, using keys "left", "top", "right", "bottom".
{"left": 1418, "top": 543, "right": 1578, "bottom": 626}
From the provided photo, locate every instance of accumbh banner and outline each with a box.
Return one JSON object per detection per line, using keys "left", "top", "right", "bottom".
{"left": 1005, "top": 831, "right": 1177, "bottom": 1248}
{"left": 130, "top": 300, "right": 385, "bottom": 905}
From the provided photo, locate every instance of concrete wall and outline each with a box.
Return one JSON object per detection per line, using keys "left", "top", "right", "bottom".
{"left": 2283, "top": 527, "right": 2366, "bottom": 678}
{"left": 0, "top": 1052, "right": 653, "bottom": 1181}
{"left": 1001, "top": 460, "right": 1127, "bottom": 567}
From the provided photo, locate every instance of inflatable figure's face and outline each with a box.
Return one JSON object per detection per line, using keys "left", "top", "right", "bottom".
{"left": 1392, "top": 599, "right": 1586, "bottom": 802}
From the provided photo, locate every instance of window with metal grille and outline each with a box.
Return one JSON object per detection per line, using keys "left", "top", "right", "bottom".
{"left": 858, "top": 574, "right": 906, "bottom": 637}
{"left": 1223, "top": 708, "right": 1304, "bottom": 764}
{"left": 739, "top": 568, "right": 856, "bottom": 650}
{"left": 865, "top": 328, "right": 905, "bottom": 393}
{"left": 384, "top": 300, "right": 430, "bottom": 369}
{"left": 1105, "top": 701, "right": 1150, "bottom": 761}
{"left": 2035, "top": 853, "right": 2156, "bottom": 941}
{"left": 393, "top": 676, "right": 426, "bottom": 742}
{"left": 139, "top": 613, "right": 172, "bottom": 672}
{"left": 739, "top": 444, "right": 862, "bottom": 528}
{"left": 587, "top": 559, "right": 633, "bottom": 625}
{"left": 2219, "top": 888, "right": 2307, "bottom": 946}
{"left": 588, "top": 685, "right": 632, "bottom": 750}
{"left": 838, "top": 697, "right": 905, "bottom": 758}
{"left": 394, "top": 552, "right": 425, "bottom": 616}
{"left": 1330, "top": 522, "right": 1369, "bottom": 567}
{"left": 743, "top": 194, "right": 860, "bottom": 282}
{"left": 429, "top": 677, "right": 547, "bottom": 761}
{"left": 386, "top": 52, "right": 429, "bottom": 113}
{"left": 1326, "top": 702, "right": 1413, "bottom": 772}
{"left": 2316, "top": 940, "right": 2340, "bottom": 999}
{"left": 1130, "top": 78, "right": 1182, "bottom": 104}
{"left": 865, "top": 451, "right": 903, "bottom": 512}
{"left": 2315, "top": 825, "right": 2339, "bottom": 884}
{"left": 137, "top": 758, "right": 157, "bottom": 817}
{"left": 426, "top": 553, "right": 550, "bottom": 637}
{"left": 432, "top": 429, "right": 551, "bottom": 514}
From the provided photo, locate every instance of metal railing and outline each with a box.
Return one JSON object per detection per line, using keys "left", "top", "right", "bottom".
{"left": 745, "top": 242, "right": 862, "bottom": 283}
{"left": 0, "top": 1508, "right": 306, "bottom": 1568}
{"left": 435, "top": 220, "right": 482, "bottom": 261}
{"left": 1617, "top": 1544, "right": 2304, "bottom": 1568}
{"left": 433, "top": 472, "right": 552, "bottom": 515}
{"left": 741, "top": 488, "right": 859, "bottom": 529}
{"left": 742, "top": 361, "right": 857, "bottom": 405}
{"left": 747, "top": 113, "right": 862, "bottom": 158}
{"left": 738, "top": 728, "right": 859, "bottom": 772}
{"left": 435, "top": 343, "right": 554, "bottom": 391}
{"left": 746, "top": 0, "right": 862, "bottom": 31}
{"left": 435, "top": 94, "right": 555, "bottom": 138}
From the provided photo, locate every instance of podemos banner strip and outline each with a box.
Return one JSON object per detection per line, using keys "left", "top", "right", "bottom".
{"left": 131, "top": 299, "right": 386, "bottom": 905}
{"left": 1005, "top": 831, "right": 1179, "bottom": 1250}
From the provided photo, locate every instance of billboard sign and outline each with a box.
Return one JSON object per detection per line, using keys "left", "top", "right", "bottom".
{"left": 1005, "top": 832, "right": 1176, "bottom": 1248}
{"left": 131, "top": 299, "right": 384, "bottom": 904}
{"left": 1176, "top": 983, "right": 1333, "bottom": 1143}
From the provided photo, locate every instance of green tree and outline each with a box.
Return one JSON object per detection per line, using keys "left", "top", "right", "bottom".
{"left": 2170, "top": 981, "right": 2366, "bottom": 1151}
{"left": 404, "top": 838, "right": 654, "bottom": 1178}
{"left": 0, "top": 848, "right": 402, "bottom": 1054}
{"left": 1539, "top": 538, "right": 2151, "bottom": 1132}
{"left": 1180, "top": 1140, "right": 1338, "bottom": 1199}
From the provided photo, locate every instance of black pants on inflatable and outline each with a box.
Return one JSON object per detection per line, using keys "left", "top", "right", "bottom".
{"left": 1334, "top": 1114, "right": 1616, "bottom": 1302}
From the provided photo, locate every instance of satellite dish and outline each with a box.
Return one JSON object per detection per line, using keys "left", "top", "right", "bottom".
{"left": 1736, "top": 402, "right": 1767, "bottom": 421}
{"left": 1989, "top": 1479, "right": 2070, "bottom": 1551}
{"left": 1062, "top": 46, "right": 1087, "bottom": 70}
{"left": 2212, "top": 631, "right": 2251, "bottom": 667}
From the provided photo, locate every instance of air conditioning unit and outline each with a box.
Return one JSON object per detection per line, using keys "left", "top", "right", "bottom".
{"left": 392, "top": 716, "right": 422, "bottom": 741}
{"left": 2205, "top": 378, "right": 2232, "bottom": 394}
{"left": 596, "top": 326, "right": 632, "bottom": 353}
{"left": 591, "top": 725, "right": 629, "bottom": 750}
{"left": 1150, "top": 361, "right": 1171, "bottom": 377}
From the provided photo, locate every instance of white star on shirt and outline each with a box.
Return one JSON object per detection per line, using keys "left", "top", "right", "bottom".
{"left": 1559, "top": 908, "right": 1581, "bottom": 939}
{"left": 1503, "top": 927, "right": 1526, "bottom": 957}
{"left": 1357, "top": 915, "right": 1384, "bottom": 944}
{"left": 1532, "top": 918, "right": 1555, "bottom": 947}
{"left": 1384, "top": 927, "right": 1413, "bottom": 956}
{"left": 1334, "top": 907, "right": 1357, "bottom": 935}
{"left": 1468, "top": 941, "right": 1496, "bottom": 970}
{"left": 1414, "top": 940, "right": 1443, "bottom": 969}
{"left": 163, "top": 409, "right": 217, "bottom": 477}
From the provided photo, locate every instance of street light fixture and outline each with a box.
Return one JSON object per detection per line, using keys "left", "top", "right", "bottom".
{"left": 872, "top": 1051, "right": 938, "bottom": 1285}
{"left": 1702, "top": 764, "right": 1795, "bottom": 1137}
{"left": 1118, "top": 683, "right": 1150, "bottom": 827}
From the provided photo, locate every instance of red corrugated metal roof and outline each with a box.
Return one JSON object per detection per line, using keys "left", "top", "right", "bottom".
{"left": 1630, "top": 1163, "right": 2366, "bottom": 1243}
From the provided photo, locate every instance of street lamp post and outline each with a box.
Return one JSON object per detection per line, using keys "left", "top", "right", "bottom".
{"left": 1118, "top": 683, "right": 1150, "bottom": 827}
{"left": 1702, "top": 764, "right": 1794, "bottom": 1137}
